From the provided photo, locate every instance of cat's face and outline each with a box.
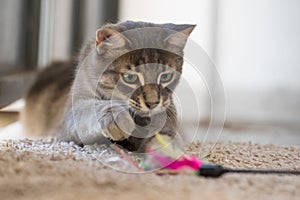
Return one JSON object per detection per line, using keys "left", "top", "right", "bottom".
{"left": 95, "top": 22, "right": 195, "bottom": 117}
{"left": 104, "top": 49, "right": 183, "bottom": 116}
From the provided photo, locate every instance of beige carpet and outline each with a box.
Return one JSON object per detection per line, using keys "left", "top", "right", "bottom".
{"left": 0, "top": 139, "right": 299, "bottom": 200}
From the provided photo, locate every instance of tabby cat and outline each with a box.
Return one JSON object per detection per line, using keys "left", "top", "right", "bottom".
{"left": 21, "top": 21, "right": 195, "bottom": 152}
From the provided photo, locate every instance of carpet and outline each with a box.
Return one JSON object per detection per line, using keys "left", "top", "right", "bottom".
{"left": 0, "top": 138, "right": 299, "bottom": 200}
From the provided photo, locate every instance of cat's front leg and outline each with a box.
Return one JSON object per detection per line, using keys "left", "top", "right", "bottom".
{"left": 61, "top": 99, "right": 135, "bottom": 145}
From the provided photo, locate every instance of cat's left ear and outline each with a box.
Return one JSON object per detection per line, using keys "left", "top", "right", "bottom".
{"left": 164, "top": 25, "right": 196, "bottom": 49}
{"left": 95, "top": 28, "right": 130, "bottom": 53}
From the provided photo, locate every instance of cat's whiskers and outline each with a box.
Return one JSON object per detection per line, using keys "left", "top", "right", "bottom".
{"left": 130, "top": 105, "right": 141, "bottom": 111}
{"left": 128, "top": 99, "right": 142, "bottom": 111}
{"left": 163, "top": 99, "right": 171, "bottom": 107}
{"left": 129, "top": 99, "right": 141, "bottom": 107}
{"left": 166, "top": 108, "right": 177, "bottom": 122}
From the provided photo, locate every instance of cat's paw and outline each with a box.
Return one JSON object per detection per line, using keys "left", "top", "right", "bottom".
{"left": 115, "top": 110, "right": 135, "bottom": 134}
{"left": 104, "top": 110, "right": 135, "bottom": 141}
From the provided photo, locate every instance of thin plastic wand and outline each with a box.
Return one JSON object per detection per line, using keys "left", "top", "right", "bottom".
{"left": 197, "top": 164, "right": 300, "bottom": 178}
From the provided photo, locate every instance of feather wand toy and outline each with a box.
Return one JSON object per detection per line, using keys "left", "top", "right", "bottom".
{"left": 144, "top": 133, "right": 300, "bottom": 178}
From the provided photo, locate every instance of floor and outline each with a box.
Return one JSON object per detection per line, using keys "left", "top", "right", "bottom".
{"left": 0, "top": 139, "right": 299, "bottom": 200}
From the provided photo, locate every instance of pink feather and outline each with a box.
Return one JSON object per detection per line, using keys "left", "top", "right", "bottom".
{"left": 147, "top": 149, "right": 202, "bottom": 170}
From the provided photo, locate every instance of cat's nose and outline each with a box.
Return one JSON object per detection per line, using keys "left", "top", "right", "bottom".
{"left": 145, "top": 101, "right": 159, "bottom": 109}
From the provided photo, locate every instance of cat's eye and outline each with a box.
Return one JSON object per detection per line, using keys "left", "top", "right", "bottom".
{"left": 160, "top": 73, "right": 173, "bottom": 83}
{"left": 123, "top": 74, "right": 139, "bottom": 84}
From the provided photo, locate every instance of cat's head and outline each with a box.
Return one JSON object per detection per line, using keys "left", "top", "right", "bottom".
{"left": 95, "top": 21, "right": 195, "bottom": 116}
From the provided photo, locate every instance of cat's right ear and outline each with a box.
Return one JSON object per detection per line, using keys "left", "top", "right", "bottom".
{"left": 164, "top": 25, "right": 196, "bottom": 50}
{"left": 95, "top": 28, "right": 130, "bottom": 54}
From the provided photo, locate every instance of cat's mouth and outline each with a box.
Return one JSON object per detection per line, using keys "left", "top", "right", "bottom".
{"left": 129, "top": 108, "right": 167, "bottom": 129}
{"left": 133, "top": 115, "right": 151, "bottom": 127}
{"left": 128, "top": 108, "right": 151, "bottom": 127}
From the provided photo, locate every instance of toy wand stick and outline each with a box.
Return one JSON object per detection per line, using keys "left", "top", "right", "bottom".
{"left": 197, "top": 164, "right": 300, "bottom": 178}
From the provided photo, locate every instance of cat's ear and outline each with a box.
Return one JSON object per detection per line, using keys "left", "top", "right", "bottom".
{"left": 164, "top": 25, "right": 196, "bottom": 49}
{"left": 95, "top": 28, "right": 130, "bottom": 52}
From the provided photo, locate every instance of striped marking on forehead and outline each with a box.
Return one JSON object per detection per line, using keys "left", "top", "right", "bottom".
{"left": 134, "top": 63, "right": 166, "bottom": 73}
{"left": 111, "top": 49, "right": 183, "bottom": 74}
{"left": 133, "top": 50, "right": 182, "bottom": 72}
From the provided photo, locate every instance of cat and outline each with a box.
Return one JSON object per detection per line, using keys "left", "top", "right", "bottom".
{"left": 21, "top": 21, "right": 195, "bottom": 152}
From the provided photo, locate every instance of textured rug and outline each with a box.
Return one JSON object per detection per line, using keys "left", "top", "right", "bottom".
{"left": 0, "top": 138, "right": 299, "bottom": 200}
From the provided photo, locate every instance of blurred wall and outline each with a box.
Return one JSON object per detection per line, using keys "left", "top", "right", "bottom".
{"left": 217, "top": 0, "right": 300, "bottom": 91}
{"left": 216, "top": 0, "right": 300, "bottom": 123}
{"left": 38, "top": 0, "right": 118, "bottom": 67}
{"left": 0, "top": 0, "right": 25, "bottom": 73}
{"left": 0, "top": 0, "right": 40, "bottom": 73}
